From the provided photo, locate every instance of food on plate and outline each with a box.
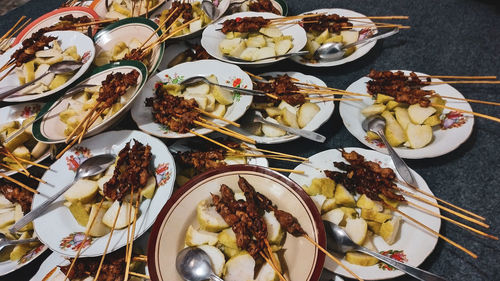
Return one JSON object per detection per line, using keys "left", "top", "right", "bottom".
{"left": 46, "top": 248, "right": 147, "bottom": 281}
{"left": 301, "top": 149, "right": 406, "bottom": 266}
{"left": 180, "top": 176, "right": 310, "bottom": 280}
{"left": 58, "top": 70, "right": 139, "bottom": 136}
{"left": 219, "top": 16, "right": 293, "bottom": 61}
{"left": 145, "top": 74, "right": 234, "bottom": 133}
{"left": 157, "top": 1, "right": 211, "bottom": 36}
{"left": 94, "top": 38, "right": 152, "bottom": 67}
{"left": 105, "top": 0, "right": 159, "bottom": 19}
{"left": 63, "top": 140, "right": 158, "bottom": 237}
{"left": 362, "top": 70, "right": 448, "bottom": 148}
{"left": 0, "top": 115, "right": 49, "bottom": 171}
{"left": 233, "top": 0, "right": 281, "bottom": 15}
{"left": 0, "top": 182, "right": 41, "bottom": 262}
{"left": 167, "top": 43, "right": 212, "bottom": 68}
{"left": 300, "top": 13, "right": 372, "bottom": 62}
{"left": 244, "top": 74, "right": 320, "bottom": 137}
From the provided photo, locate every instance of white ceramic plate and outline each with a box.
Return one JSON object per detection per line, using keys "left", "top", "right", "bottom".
{"left": 289, "top": 147, "right": 441, "bottom": 280}
{"left": 147, "top": 165, "right": 326, "bottom": 281}
{"left": 33, "top": 130, "right": 176, "bottom": 257}
{"left": 32, "top": 60, "right": 148, "bottom": 144}
{"left": 149, "top": 0, "right": 231, "bottom": 41}
{"left": 0, "top": 102, "right": 50, "bottom": 176}
{"left": 0, "top": 240, "right": 47, "bottom": 277}
{"left": 93, "top": 17, "right": 165, "bottom": 74}
{"left": 131, "top": 59, "right": 253, "bottom": 139}
{"left": 290, "top": 8, "right": 377, "bottom": 67}
{"left": 230, "top": 71, "right": 334, "bottom": 144}
{"left": 201, "top": 11, "right": 307, "bottom": 66}
{"left": 0, "top": 31, "right": 95, "bottom": 102}
{"left": 13, "top": 7, "right": 100, "bottom": 44}
{"left": 90, "top": 0, "right": 166, "bottom": 19}
{"left": 339, "top": 70, "right": 474, "bottom": 159}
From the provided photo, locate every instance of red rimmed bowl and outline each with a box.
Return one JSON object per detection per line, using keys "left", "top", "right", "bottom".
{"left": 147, "top": 164, "right": 326, "bottom": 281}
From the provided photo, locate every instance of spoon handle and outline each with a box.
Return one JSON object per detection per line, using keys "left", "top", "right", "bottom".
{"left": 0, "top": 72, "right": 49, "bottom": 100}
{"left": 251, "top": 50, "right": 310, "bottom": 62}
{"left": 357, "top": 246, "right": 448, "bottom": 281}
{"left": 2, "top": 237, "right": 39, "bottom": 246}
{"left": 214, "top": 83, "right": 268, "bottom": 96}
{"left": 209, "top": 273, "right": 224, "bottom": 281}
{"left": 376, "top": 129, "right": 417, "bottom": 186}
{"left": 343, "top": 27, "right": 399, "bottom": 50}
{"left": 9, "top": 180, "right": 75, "bottom": 234}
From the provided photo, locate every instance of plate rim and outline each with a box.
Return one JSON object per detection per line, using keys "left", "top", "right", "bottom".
{"left": 147, "top": 164, "right": 326, "bottom": 281}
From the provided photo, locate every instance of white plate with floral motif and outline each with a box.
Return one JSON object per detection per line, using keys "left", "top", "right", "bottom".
{"left": 230, "top": 71, "right": 334, "bottom": 144}
{"left": 290, "top": 8, "right": 377, "bottom": 67}
{"left": 339, "top": 70, "right": 474, "bottom": 159}
{"left": 33, "top": 130, "right": 176, "bottom": 257}
{"left": 289, "top": 147, "right": 441, "bottom": 280}
{"left": 0, "top": 240, "right": 47, "bottom": 277}
{"left": 131, "top": 59, "right": 253, "bottom": 139}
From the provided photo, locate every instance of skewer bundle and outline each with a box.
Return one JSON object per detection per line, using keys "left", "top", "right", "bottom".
{"left": 0, "top": 16, "right": 32, "bottom": 53}
{"left": 0, "top": 145, "right": 47, "bottom": 193}
{"left": 300, "top": 13, "right": 409, "bottom": 33}
{"left": 219, "top": 14, "right": 322, "bottom": 34}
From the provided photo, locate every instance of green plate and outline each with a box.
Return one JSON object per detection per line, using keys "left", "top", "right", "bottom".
{"left": 275, "top": 0, "right": 288, "bottom": 16}
{"left": 33, "top": 60, "right": 148, "bottom": 143}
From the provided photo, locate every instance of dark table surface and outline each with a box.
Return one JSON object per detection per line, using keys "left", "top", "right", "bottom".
{"left": 1, "top": 0, "right": 499, "bottom": 280}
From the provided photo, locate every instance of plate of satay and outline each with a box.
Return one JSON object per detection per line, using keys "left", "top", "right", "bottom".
{"left": 289, "top": 147, "right": 442, "bottom": 280}
{"left": 32, "top": 130, "right": 176, "bottom": 258}
{"left": 229, "top": 71, "right": 334, "bottom": 144}
{"left": 149, "top": 0, "right": 231, "bottom": 41}
{"left": 226, "top": 0, "right": 286, "bottom": 16}
{"left": 32, "top": 60, "right": 148, "bottom": 146}
{"left": 13, "top": 6, "right": 100, "bottom": 45}
{"left": 93, "top": 17, "right": 165, "bottom": 74}
{"left": 0, "top": 30, "right": 95, "bottom": 102}
{"left": 0, "top": 102, "right": 50, "bottom": 177}
{"left": 0, "top": 181, "right": 48, "bottom": 276}
{"left": 339, "top": 70, "right": 475, "bottom": 159}
{"left": 147, "top": 165, "right": 326, "bottom": 281}
{"left": 90, "top": 0, "right": 166, "bottom": 20}
{"left": 131, "top": 59, "right": 253, "bottom": 142}
{"left": 201, "top": 11, "right": 307, "bottom": 66}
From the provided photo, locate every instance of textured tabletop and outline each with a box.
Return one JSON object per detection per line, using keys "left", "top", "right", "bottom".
{"left": 0, "top": 0, "right": 499, "bottom": 280}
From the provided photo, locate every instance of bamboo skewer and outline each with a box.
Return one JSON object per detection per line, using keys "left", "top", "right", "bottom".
{"left": 189, "top": 130, "right": 237, "bottom": 153}
{"left": 431, "top": 103, "right": 500, "bottom": 123}
{"left": 269, "top": 167, "right": 304, "bottom": 174}
{"left": 0, "top": 18, "right": 32, "bottom": 51}
{"left": 193, "top": 120, "right": 256, "bottom": 144}
{"left": 65, "top": 102, "right": 101, "bottom": 142}
{"left": 428, "top": 80, "right": 500, "bottom": 85}
{"left": 0, "top": 65, "right": 15, "bottom": 82}
{"left": 407, "top": 201, "right": 498, "bottom": 240}
{"left": 125, "top": 187, "right": 135, "bottom": 271}
{"left": 260, "top": 252, "right": 287, "bottom": 281}
{"left": 437, "top": 95, "right": 500, "bottom": 106}
{"left": 72, "top": 18, "right": 118, "bottom": 27}
{"left": 94, "top": 204, "right": 122, "bottom": 281}
{"left": 1, "top": 16, "right": 26, "bottom": 40}
{"left": 396, "top": 187, "right": 489, "bottom": 228}
{"left": 241, "top": 145, "right": 309, "bottom": 161}
{"left": 1, "top": 148, "right": 29, "bottom": 175}
{"left": 0, "top": 172, "right": 38, "bottom": 193}
{"left": 226, "top": 153, "right": 306, "bottom": 162}
{"left": 124, "top": 189, "right": 142, "bottom": 281}
{"left": 196, "top": 108, "right": 240, "bottom": 127}
{"left": 349, "top": 16, "right": 409, "bottom": 19}
{"left": 395, "top": 179, "right": 486, "bottom": 221}
{"left": 384, "top": 203, "right": 478, "bottom": 258}
{"left": 420, "top": 75, "right": 497, "bottom": 79}
{"left": 0, "top": 163, "right": 47, "bottom": 184}
{"left": 303, "top": 234, "right": 364, "bottom": 281}
{"left": 8, "top": 156, "right": 50, "bottom": 170}
{"left": 306, "top": 97, "right": 363, "bottom": 102}
{"left": 138, "top": 7, "right": 179, "bottom": 50}
{"left": 129, "top": 272, "right": 150, "bottom": 279}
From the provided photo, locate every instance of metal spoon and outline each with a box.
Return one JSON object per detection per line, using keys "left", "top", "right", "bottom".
{"left": 362, "top": 115, "right": 417, "bottom": 186}
{"left": 0, "top": 61, "right": 83, "bottom": 100}
{"left": 0, "top": 233, "right": 39, "bottom": 252}
{"left": 176, "top": 247, "right": 223, "bottom": 281}
{"left": 314, "top": 28, "right": 399, "bottom": 62}
{"left": 224, "top": 50, "right": 309, "bottom": 62}
{"left": 323, "top": 220, "right": 448, "bottom": 281}
{"left": 201, "top": 0, "right": 219, "bottom": 20}
{"left": 250, "top": 110, "right": 326, "bottom": 142}
{"left": 9, "top": 153, "right": 116, "bottom": 234}
{"left": 3, "top": 84, "right": 98, "bottom": 144}
{"left": 180, "top": 75, "right": 267, "bottom": 96}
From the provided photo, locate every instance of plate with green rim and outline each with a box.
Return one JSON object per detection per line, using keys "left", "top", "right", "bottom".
{"left": 32, "top": 60, "right": 148, "bottom": 144}
{"left": 93, "top": 17, "right": 165, "bottom": 75}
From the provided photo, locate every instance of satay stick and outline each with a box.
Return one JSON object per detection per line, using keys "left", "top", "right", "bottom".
{"left": 407, "top": 201, "right": 498, "bottom": 240}
{"left": 65, "top": 102, "right": 102, "bottom": 142}
{"left": 420, "top": 75, "right": 497, "bottom": 79}
{"left": 431, "top": 103, "right": 500, "bottom": 124}
{"left": 294, "top": 83, "right": 371, "bottom": 97}
{"left": 269, "top": 167, "right": 304, "bottom": 174}
{"left": 241, "top": 144, "right": 309, "bottom": 161}
{"left": 396, "top": 187, "right": 489, "bottom": 228}
{"left": 94, "top": 203, "right": 123, "bottom": 280}
{"left": 264, "top": 239, "right": 281, "bottom": 268}
{"left": 348, "top": 24, "right": 410, "bottom": 29}
{"left": 193, "top": 120, "right": 256, "bottom": 144}
{"left": 189, "top": 130, "right": 236, "bottom": 153}
{"left": 395, "top": 179, "right": 486, "bottom": 221}
{"left": 226, "top": 153, "right": 306, "bottom": 162}
{"left": 57, "top": 136, "right": 79, "bottom": 159}
{"left": 1, "top": 16, "right": 26, "bottom": 40}
{"left": 245, "top": 71, "right": 265, "bottom": 81}
{"left": 0, "top": 172, "right": 38, "bottom": 193}
{"left": 306, "top": 97, "right": 363, "bottom": 102}
{"left": 200, "top": 118, "right": 254, "bottom": 142}
{"left": 196, "top": 108, "right": 240, "bottom": 127}
{"left": 349, "top": 16, "right": 409, "bottom": 19}
{"left": 129, "top": 272, "right": 150, "bottom": 279}
{"left": 11, "top": 157, "right": 49, "bottom": 169}
{"left": 384, "top": 203, "right": 478, "bottom": 258}
{"left": 78, "top": 107, "right": 106, "bottom": 144}
{"left": 71, "top": 18, "right": 118, "bottom": 27}
{"left": 436, "top": 95, "right": 500, "bottom": 106}
{"left": 63, "top": 198, "right": 105, "bottom": 281}
{"left": 303, "top": 234, "right": 364, "bottom": 281}
{"left": 428, "top": 80, "right": 500, "bottom": 84}
{"left": 0, "top": 163, "right": 47, "bottom": 184}
{"left": 259, "top": 252, "right": 287, "bottom": 281}
{"left": 0, "top": 65, "right": 15, "bottom": 82}
{"left": 138, "top": 7, "right": 179, "bottom": 50}
{"left": 1, "top": 147, "right": 29, "bottom": 175}
{"left": 143, "top": 17, "right": 199, "bottom": 52}
{"left": 124, "top": 188, "right": 142, "bottom": 280}
{"left": 125, "top": 186, "right": 135, "bottom": 269}
{"left": 0, "top": 18, "right": 31, "bottom": 49}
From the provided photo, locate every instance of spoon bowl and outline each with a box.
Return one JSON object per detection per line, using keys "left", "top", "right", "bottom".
{"left": 9, "top": 153, "right": 116, "bottom": 234}
{"left": 0, "top": 233, "right": 39, "bottom": 252}
{"left": 176, "top": 247, "right": 223, "bottom": 281}
{"left": 201, "top": 0, "right": 218, "bottom": 20}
